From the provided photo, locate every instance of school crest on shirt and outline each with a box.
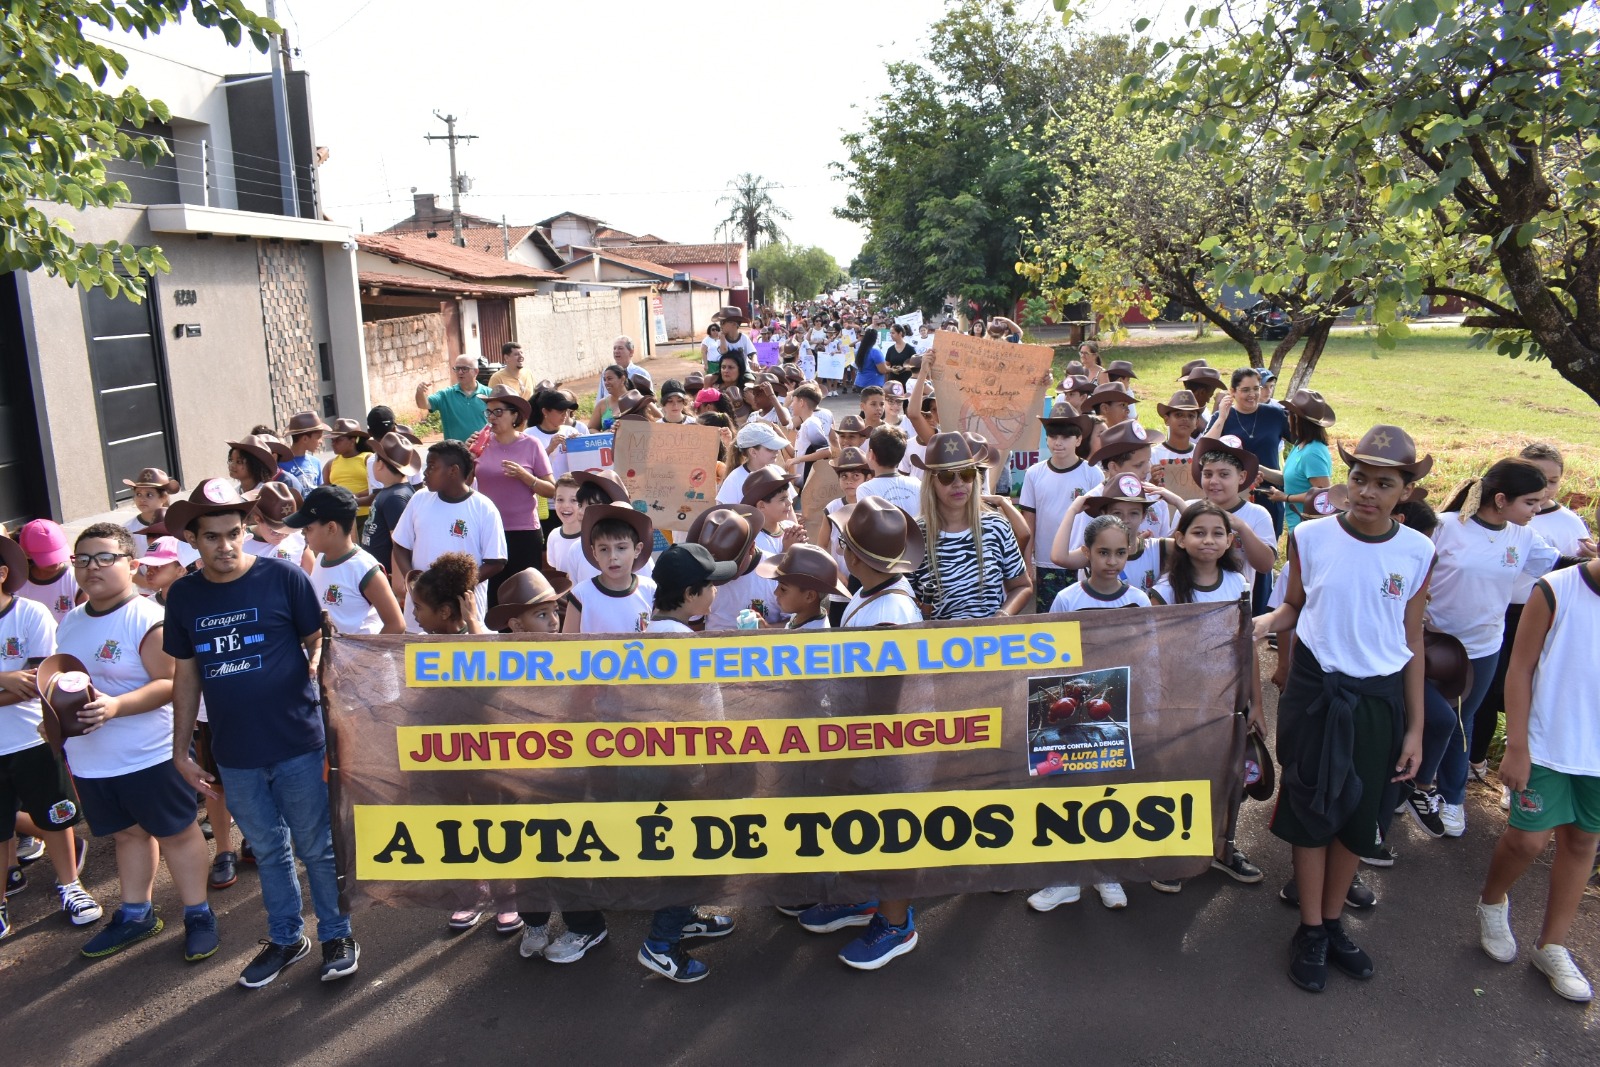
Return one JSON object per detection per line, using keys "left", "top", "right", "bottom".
{"left": 273, "top": 545, "right": 294, "bottom": 560}
{"left": 1, "top": 636, "right": 19, "bottom": 658}
{"left": 323, "top": 585, "right": 344, "bottom": 606}
{"left": 636, "top": 612, "right": 649, "bottom": 633}
{"left": 1502, "top": 547, "right": 1519, "bottom": 568}
{"left": 48, "top": 799, "right": 77, "bottom": 825}
{"left": 95, "top": 639, "right": 122, "bottom": 663}
{"left": 449, "top": 519, "right": 468, "bottom": 538}
{"left": 56, "top": 595, "right": 71, "bottom": 612}
{"left": 1379, "top": 573, "right": 1405, "bottom": 600}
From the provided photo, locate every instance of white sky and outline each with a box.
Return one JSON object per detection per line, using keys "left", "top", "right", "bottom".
{"left": 103, "top": 0, "right": 1170, "bottom": 264}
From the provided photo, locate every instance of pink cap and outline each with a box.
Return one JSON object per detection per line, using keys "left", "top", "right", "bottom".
{"left": 16, "top": 519, "right": 69, "bottom": 568}
{"left": 136, "top": 536, "right": 185, "bottom": 567}
{"left": 695, "top": 388, "right": 724, "bottom": 405}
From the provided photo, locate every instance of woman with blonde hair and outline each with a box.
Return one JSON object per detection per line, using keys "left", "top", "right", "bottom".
{"left": 908, "top": 432, "right": 1032, "bottom": 621}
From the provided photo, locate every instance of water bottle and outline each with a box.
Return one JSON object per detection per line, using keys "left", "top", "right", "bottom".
{"left": 736, "top": 608, "right": 762, "bottom": 630}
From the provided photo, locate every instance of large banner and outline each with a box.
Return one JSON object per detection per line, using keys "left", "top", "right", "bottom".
{"left": 929, "top": 332, "right": 1055, "bottom": 451}
{"left": 324, "top": 602, "right": 1250, "bottom": 913}
{"left": 611, "top": 420, "right": 721, "bottom": 533}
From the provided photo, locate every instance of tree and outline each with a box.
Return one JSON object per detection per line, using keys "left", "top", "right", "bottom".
{"left": 1, "top": 1, "right": 276, "bottom": 301}
{"left": 835, "top": 0, "right": 1150, "bottom": 318}
{"left": 1132, "top": 0, "right": 1600, "bottom": 406}
{"left": 718, "top": 173, "right": 791, "bottom": 254}
{"left": 748, "top": 243, "right": 842, "bottom": 306}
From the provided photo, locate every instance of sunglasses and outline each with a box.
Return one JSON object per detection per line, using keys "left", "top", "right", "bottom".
{"left": 935, "top": 467, "right": 979, "bottom": 485}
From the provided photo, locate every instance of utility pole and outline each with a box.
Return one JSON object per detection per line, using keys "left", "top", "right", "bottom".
{"left": 424, "top": 112, "right": 477, "bottom": 246}
{"left": 264, "top": 0, "right": 300, "bottom": 217}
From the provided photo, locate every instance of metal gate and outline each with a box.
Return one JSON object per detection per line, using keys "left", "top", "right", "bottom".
{"left": 0, "top": 273, "right": 47, "bottom": 527}
{"left": 82, "top": 282, "right": 179, "bottom": 505}
{"left": 476, "top": 298, "right": 514, "bottom": 362}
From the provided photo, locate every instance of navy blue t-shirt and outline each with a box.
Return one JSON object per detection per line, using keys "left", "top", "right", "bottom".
{"left": 164, "top": 557, "right": 324, "bottom": 769}
{"left": 1206, "top": 402, "right": 1290, "bottom": 471}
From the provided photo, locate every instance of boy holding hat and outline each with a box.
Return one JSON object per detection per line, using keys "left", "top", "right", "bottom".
{"left": 279, "top": 412, "right": 330, "bottom": 496}
{"left": 562, "top": 502, "right": 655, "bottom": 635}
{"left": 16, "top": 520, "right": 82, "bottom": 626}
{"left": 287, "top": 486, "right": 405, "bottom": 636}
{"left": 123, "top": 468, "right": 182, "bottom": 556}
{"left": 1021, "top": 406, "right": 1102, "bottom": 613}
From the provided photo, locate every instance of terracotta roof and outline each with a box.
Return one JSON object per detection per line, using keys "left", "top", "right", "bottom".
{"left": 357, "top": 233, "right": 563, "bottom": 281}
{"left": 358, "top": 271, "right": 534, "bottom": 298}
{"left": 389, "top": 225, "right": 539, "bottom": 259}
{"left": 558, "top": 249, "right": 721, "bottom": 286}
{"left": 594, "top": 226, "right": 636, "bottom": 241}
{"left": 607, "top": 242, "right": 745, "bottom": 265}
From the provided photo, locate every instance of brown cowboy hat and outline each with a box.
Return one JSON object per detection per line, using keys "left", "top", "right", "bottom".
{"left": 684, "top": 373, "right": 706, "bottom": 393}
{"left": 574, "top": 469, "right": 630, "bottom": 504}
{"left": 165, "top": 479, "right": 260, "bottom": 536}
{"left": 741, "top": 464, "right": 799, "bottom": 505}
{"left": 715, "top": 305, "right": 750, "bottom": 325}
{"left": 1243, "top": 721, "right": 1276, "bottom": 803}
{"left": 1182, "top": 366, "right": 1226, "bottom": 390}
{"left": 247, "top": 481, "right": 303, "bottom": 525}
{"left": 284, "top": 411, "right": 331, "bottom": 437}
{"left": 580, "top": 501, "right": 653, "bottom": 572}
{"left": 1060, "top": 374, "right": 1096, "bottom": 397}
{"left": 132, "top": 509, "right": 172, "bottom": 538}
{"left": 1423, "top": 630, "right": 1475, "bottom": 704}
{"left": 910, "top": 431, "right": 979, "bottom": 472}
{"left": 615, "top": 390, "right": 652, "bottom": 421}
{"left": 1156, "top": 390, "right": 1203, "bottom": 418}
{"left": 964, "top": 432, "right": 1004, "bottom": 469}
{"left": 1105, "top": 359, "right": 1138, "bottom": 380}
{"left": 1086, "top": 381, "right": 1137, "bottom": 409}
{"left": 834, "top": 414, "right": 867, "bottom": 436}
{"left": 1087, "top": 419, "right": 1165, "bottom": 467}
{"left": 1306, "top": 484, "right": 1351, "bottom": 518}
{"left": 373, "top": 431, "right": 423, "bottom": 477}
{"left": 1039, "top": 404, "right": 1095, "bottom": 440}
{"left": 227, "top": 434, "right": 289, "bottom": 470}
{"left": 1178, "top": 358, "right": 1211, "bottom": 381}
{"left": 1283, "top": 388, "right": 1336, "bottom": 428}
{"left": 483, "top": 385, "right": 533, "bottom": 425}
{"left": 1337, "top": 424, "right": 1434, "bottom": 481}
{"left": 395, "top": 424, "right": 424, "bottom": 445}
{"left": 0, "top": 535, "right": 28, "bottom": 594}
{"left": 687, "top": 504, "right": 763, "bottom": 566}
{"left": 1063, "top": 360, "right": 1087, "bottom": 378}
{"left": 830, "top": 446, "right": 872, "bottom": 473}
{"left": 1194, "top": 433, "right": 1262, "bottom": 486}
{"left": 756, "top": 543, "right": 850, "bottom": 597}
{"left": 327, "top": 417, "right": 370, "bottom": 441}
{"left": 828, "top": 496, "right": 925, "bottom": 576}
{"left": 37, "top": 653, "right": 97, "bottom": 744}
{"left": 483, "top": 568, "right": 573, "bottom": 631}
{"left": 122, "top": 467, "right": 181, "bottom": 494}
{"left": 1082, "top": 473, "right": 1157, "bottom": 518}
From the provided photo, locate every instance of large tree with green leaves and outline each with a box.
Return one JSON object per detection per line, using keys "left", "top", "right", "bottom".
{"left": 748, "top": 243, "right": 842, "bottom": 306}
{"left": 835, "top": 0, "right": 1150, "bottom": 318}
{"left": 2, "top": 1, "right": 276, "bottom": 301}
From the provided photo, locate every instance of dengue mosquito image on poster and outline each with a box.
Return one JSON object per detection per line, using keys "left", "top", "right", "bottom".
{"left": 1026, "top": 666, "right": 1133, "bottom": 777}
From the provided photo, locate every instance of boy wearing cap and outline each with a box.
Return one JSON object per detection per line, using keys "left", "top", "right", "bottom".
{"left": 16, "top": 520, "right": 82, "bottom": 626}
{"left": 1021, "top": 408, "right": 1102, "bottom": 613}
{"left": 743, "top": 465, "right": 806, "bottom": 557}
{"left": 288, "top": 486, "right": 405, "bottom": 636}
{"left": 392, "top": 442, "right": 508, "bottom": 634}
{"left": 563, "top": 503, "right": 656, "bottom": 635}
{"left": 856, "top": 426, "right": 922, "bottom": 519}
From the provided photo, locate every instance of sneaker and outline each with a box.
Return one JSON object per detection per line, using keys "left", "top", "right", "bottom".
{"left": 1211, "top": 849, "right": 1265, "bottom": 884}
{"left": 1501, "top": 786, "right": 1511, "bottom": 811}
{"left": 495, "top": 912, "right": 524, "bottom": 935}
{"left": 1288, "top": 925, "right": 1329, "bottom": 992}
{"left": 1477, "top": 896, "right": 1517, "bottom": 963}
{"left": 199, "top": 815, "right": 214, "bottom": 840}
{"left": 5, "top": 866, "right": 25, "bottom": 898}
{"left": 1323, "top": 918, "right": 1374, "bottom": 979}
{"left": 1150, "top": 879, "right": 1184, "bottom": 894}
{"left": 1400, "top": 786, "right": 1446, "bottom": 838}
{"left": 797, "top": 901, "right": 877, "bottom": 933}
{"left": 543, "top": 928, "right": 608, "bottom": 963}
{"left": 0, "top": 898, "right": 9, "bottom": 940}
{"left": 209, "top": 852, "right": 238, "bottom": 890}
{"left": 1441, "top": 802, "right": 1466, "bottom": 838}
{"left": 73, "top": 834, "right": 87, "bottom": 880}
{"left": 1361, "top": 845, "right": 1397, "bottom": 868}
{"left": 1469, "top": 760, "right": 1490, "bottom": 782}
{"left": 1094, "top": 882, "right": 1128, "bottom": 909}
{"left": 1531, "top": 944, "right": 1593, "bottom": 1002}
{"left": 183, "top": 909, "right": 220, "bottom": 962}
{"left": 638, "top": 938, "right": 709, "bottom": 983}
{"left": 773, "top": 903, "right": 812, "bottom": 917}
{"left": 319, "top": 936, "right": 360, "bottom": 981}
{"left": 518, "top": 923, "right": 550, "bottom": 958}
{"left": 15, "top": 836, "right": 44, "bottom": 864}
{"left": 1278, "top": 875, "right": 1377, "bottom": 910}
{"left": 679, "top": 914, "right": 735, "bottom": 941}
{"left": 81, "top": 909, "right": 164, "bottom": 959}
{"left": 1026, "top": 885, "right": 1081, "bottom": 912}
{"left": 838, "top": 912, "right": 918, "bottom": 971}
{"left": 447, "top": 909, "right": 483, "bottom": 931}
{"left": 57, "top": 882, "right": 102, "bottom": 926}
{"left": 238, "top": 936, "right": 311, "bottom": 988}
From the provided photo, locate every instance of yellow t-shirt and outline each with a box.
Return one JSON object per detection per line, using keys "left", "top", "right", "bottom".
{"left": 326, "top": 453, "right": 370, "bottom": 517}
{"left": 488, "top": 367, "right": 537, "bottom": 398}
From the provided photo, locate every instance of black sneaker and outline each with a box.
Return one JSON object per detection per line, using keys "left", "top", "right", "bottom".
{"left": 319, "top": 936, "right": 360, "bottom": 981}
{"left": 5, "top": 866, "right": 25, "bottom": 898}
{"left": 1211, "top": 849, "right": 1264, "bottom": 884}
{"left": 1323, "top": 919, "right": 1374, "bottom": 979}
{"left": 1289, "top": 925, "right": 1329, "bottom": 992}
{"left": 1360, "top": 845, "right": 1397, "bottom": 868}
{"left": 1280, "top": 876, "right": 1377, "bottom": 910}
{"left": 1399, "top": 786, "right": 1446, "bottom": 838}
{"left": 238, "top": 936, "right": 312, "bottom": 988}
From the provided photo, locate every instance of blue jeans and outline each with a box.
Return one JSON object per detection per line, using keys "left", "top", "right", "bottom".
{"left": 648, "top": 905, "right": 698, "bottom": 946}
{"left": 1417, "top": 651, "right": 1499, "bottom": 806}
{"left": 219, "top": 747, "right": 351, "bottom": 945}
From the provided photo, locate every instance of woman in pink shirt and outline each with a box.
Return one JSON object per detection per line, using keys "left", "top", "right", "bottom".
{"left": 475, "top": 386, "right": 555, "bottom": 615}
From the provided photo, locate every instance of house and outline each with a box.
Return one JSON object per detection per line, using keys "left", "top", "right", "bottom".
{"left": 383, "top": 191, "right": 500, "bottom": 234}
{"left": 554, "top": 249, "right": 725, "bottom": 350}
{"left": 388, "top": 225, "right": 565, "bottom": 270}
{"left": 600, "top": 241, "right": 749, "bottom": 291}
{"left": 0, "top": 48, "right": 366, "bottom": 528}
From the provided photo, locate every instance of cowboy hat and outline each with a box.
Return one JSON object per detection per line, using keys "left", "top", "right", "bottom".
{"left": 0, "top": 535, "right": 28, "bottom": 594}
{"left": 1423, "top": 630, "right": 1474, "bottom": 704}
{"left": 740, "top": 464, "right": 799, "bottom": 505}
{"left": 1181, "top": 366, "right": 1225, "bottom": 391}
{"left": 373, "top": 432, "right": 424, "bottom": 477}
{"left": 484, "top": 386, "right": 533, "bottom": 425}
{"left": 246, "top": 481, "right": 304, "bottom": 525}
{"left": 834, "top": 414, "right": 868, "bottom": 436}
{"left": 1243, "top": 721, "right": 1276, "bottom": 803}
{"left": 830, "top": 446, "right": 872, "bottom": 473}
{"left": 1039, "top": 404, "right": 1095, "bottom": 440}
{"left": 964, "top": 433, "right": 1003, "bottom": 469}
{"left": 1086, "top": 382, "right": 1137, "bottom": 409}
{"left": 1060, "top": 374, "right": 1096, "bottom": 397}
{"left": 828, "top": 497, "right": 925, "bottom": 576}
{"left": 1105, "top": 359, "right": 1138, "bottom": 380}
{"left": 1337, "top": 425, "right": 1433, "bottom": 481}
{"left": 483, "top": 568, "right": 573, "bottom": 631}
{"left": 37, "top": 653, "right": 97, "bottom": 744}
{"left": 394, "top": 424, "right": 423, "bottom": 445}
{"left": 1305, "top": 484, "right": 1351, "bottom": 518}
{"left": 164, "top": 479, "right": 259, "bottom": 536}
{"left": 1063, "top": 360, "right": 1087, "bottom": 378}
{"left": 573, "top": 469, "right": 630, "bottom": 504}
{"left": 227, "top": 434, "right": 290, "bottom": 470}
{"left": 1282, "top": 388, "right": 1337, "bottom": 428}
{"left": 1156, "top": 391, "right": 1202, "bottom": 418}
{"left": 756, "top": 543, "right": 850, "bottom": 598}
{"left": 687, "top": 504, "right": 763, "bottom": 567}
{"left": 580, "top": 501, "right": 653, "bottom": 572}
{"left": 1087, "top": 419, "right": 1165, "bottom": 467}
{"left": 327, "top": 417, "right": 371, "bottom": 441}
{"left": 614, "top": 390, "right": 652, "bottom": 421}
{"left": 1178, "top": 359, "right": 1211, "bottom": 381}
{"left": 1082, "top": 473, "right": 1157, "bottom": 518}
{"left": 284, "top": 411, "right": 332, "bottom": 437}
{"left": 715, "top": 305, "right": 750, "bottom": 324}
{"left": 132, "top": 510, "right": 172, "bottom": 538}
{"left": 910, "top": 431, "right": 979, "bottom": 472}
{"left": 122, "top": 467, "right": 181, "bottom": 494}
{"left": 1194, "top": 433, "right": 1262, "bottom": 486}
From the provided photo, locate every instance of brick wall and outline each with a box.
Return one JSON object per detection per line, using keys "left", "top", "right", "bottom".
{"left": 256, "top": 242, "right": 322, "bottom": 423}
{"left": 364, "top": 312, "right": 447, "bottom": 420}
{"left": 514, "top": 290, "right": 623, "bottom": 388}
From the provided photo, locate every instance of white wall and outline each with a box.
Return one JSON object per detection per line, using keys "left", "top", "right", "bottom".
{"left": 513, "top": 290, "right": 624, "bottom": 388}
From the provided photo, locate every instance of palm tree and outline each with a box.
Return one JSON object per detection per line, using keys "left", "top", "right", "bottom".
{"left": 718, "top": 173, "right": 791, "bottom": 252}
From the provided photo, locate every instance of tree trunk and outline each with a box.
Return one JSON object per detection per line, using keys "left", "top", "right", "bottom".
{"left": 1285, "top": 317, "right": 1336, "bottom": 396}
{"left": 1266, "top": 317, "right": 1314, "bottom": 380}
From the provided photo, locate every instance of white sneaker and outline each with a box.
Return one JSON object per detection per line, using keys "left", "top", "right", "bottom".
{"left": 1501, "top": 786, "right": 1511, "bottom": 811}
{"left": 518, "top": 923, "right": 550, "bottom": 959}
{"left": 1441, "top": 802, "right": 1466, "bottom": 838}
{"left": 1026, "top": 885, "right": 1081, "bottom": 912}
{"left": 57, "top": 881, "right": 103, "bottom": 926}
{"left": 1469, "top": 760, "right": 1490, "bottom": 782}
{"left": 1094, "top": 882, "right": 1128, "bottom": 909}
{"left": 1476, "top": 897, "right": 1516, "bottom": 962}
{"left": 1531, "top": 943, "right": 1593, "bottom": 1002}
{"left": 543, "top": 927, "right": 608, "bottom": 963}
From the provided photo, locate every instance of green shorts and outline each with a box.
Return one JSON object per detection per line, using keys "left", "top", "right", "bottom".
{"left": 1508, "top": 764, "right": 1600, "bottom": 834}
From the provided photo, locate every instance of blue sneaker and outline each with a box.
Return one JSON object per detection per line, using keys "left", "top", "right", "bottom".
{"left": 680, "top": 914, "right": 735, "bottom": 941}
{"left": 838, "top": 911, "right": 917, "bottom": 971}
{"left": 638, "top": 939, "right": 709, "bottom": 983}
{"left": 81, "top": 909, "right": 164, "bottom": 959}
{"left": 183, "top": 909, "right": 220, "bottom": 962}
{"left": 797, "top": 901, "right": 877, "bottom": 933}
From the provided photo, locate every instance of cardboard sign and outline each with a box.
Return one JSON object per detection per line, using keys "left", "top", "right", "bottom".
{"left": 754, "top": 341, "right": 782, "bottom": 367}
{"left": 611, "top": 420, "right": 721, "bottom": 532}
{"left": 799, "top": 459, "right": 841, "bottom": 547}
{"left": 1155, "top": 457, "right": 1202, "bottom": 500}
{"left": 563, "top": 432, "right": 613, "bottom": 473}
{"left": 929, "top": 332, "right": 1054, "bottom": 452}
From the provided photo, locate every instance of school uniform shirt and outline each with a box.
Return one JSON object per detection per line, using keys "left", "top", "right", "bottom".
{"left": 0, "top": 596, "right": 56, "bottom": 755}
{"left": 1019, "top": 458, "right": 1103, "bottom": 567}
{"left": 899, "top": 437, "right": 928, "bottom": 478}
{"left": 362, "top": 481, "right": 415, "bottom": 573}
{"left": 1526, "top": 564, "right": 1600, "bottom": 776}
{"left": 312, "top": 547, "right": 385, "bottom": 635}
{"left": 392, "top": 489, "right": 508, "bottom": 633}
{"left": 571, "top": 575, "right": 656, "bottom": 634}
{"left": 840, "top": 577, "right": 922, "bottom": 628}
{"left": 788, "top": 615, "right": 829, "bottom": 630}
{"left": 244, "top": 529, "right": 308, "bottom": 568}
{"left": 717, "top": 465, "right": 754, "bottom": 506}
{"left": 544, "top": 527, "right": 597, "bottom": 586}
{"left": 56, "top": 594, "right": 171, "bottom": 778}
{"left": 911, "top": 512, "right": 1026, "bottom": 621}
{"left": 1226, "top": 498, "right": 1278, "bottom": 588}
{"left": 645, "top": 618, "right": 694, "bottom": 634}
{"left": 825, "top": 497, "right": 851, "bottom": 576}
{"left": 1425, "top": 512, "right": 1559, "bottom": 657}
{"left": 1078, "top": 538, "right": 1165, "bottom": 596}
{"left": 1051, "top": 581, "right": 1152, "bottom": 612}
{"left": 857, "top": 473, "right": 922, "bottom": 519}
{"left": 756, "top": 529, "right": 785, "bottom": 557}
{"left": 1150, "top": 569, "right": 1249, "bottom": 606}
{"left": 19, "top": 567, "right": 79, "bottom": 627}
{"left": 164, "top": 557, "right": 325, "bottom": 770}
{"left": 707, "top": 556, "right": 784, "bottom": 631}
{"left": 1512, "top": 505, "right": 1591, "bottom": 605}
{"left": 1291, "top": 515, "right": 1436, "bottom": 678}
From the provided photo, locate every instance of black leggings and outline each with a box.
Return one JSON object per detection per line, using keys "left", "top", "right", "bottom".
{"left": 1469, "top": 603, "right": 1522, "bottom": 764}
{"left": 488, "top": 528, "right": 546, "bottom": 611}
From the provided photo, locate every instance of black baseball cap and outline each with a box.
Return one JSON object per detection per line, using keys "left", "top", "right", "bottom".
{"left": 284, "top": 485, "right": 359, "bottom": 528}
{"left": 653, "top": 543, "right": 738, "bottom": 593}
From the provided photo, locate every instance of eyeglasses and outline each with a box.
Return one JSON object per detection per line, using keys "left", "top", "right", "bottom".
{"left": 486, "top": 407, "right": 512, "bottom": 417}
{"left": 935, "top": 467, "right": 979, "bottom": 485}
{"left": 71, "top": 551, "right": 131, "bottom": 569}
{"left": 454, "top": 366, "right": 476, "bottom": 374}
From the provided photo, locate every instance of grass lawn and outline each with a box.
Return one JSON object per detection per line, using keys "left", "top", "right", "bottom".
{"left": 1066, "top": 327, "right": 1600, "bottom": 518}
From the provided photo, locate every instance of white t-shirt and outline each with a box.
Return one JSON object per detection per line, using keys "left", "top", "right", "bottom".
{"left": 1019, "top": 459, "right": 1103, "bottom": 567}
{"left": 1292, "top": 516, "right": 1436, "bottom": 678}
{"left": 1527, "top": 564, "right": 1600, "bottom": 775}
{"left": 839, "top": 577, "right": 922, "bottom": 628}
{"left": 544, "top": 528, "right": 596, "bottom": 586}
{"left": 857, "top": 473, "right": 922, "bottom": 519}
{"left": 571, "top": 575, "right": 655, "bottom": 634}
{"left": 707, "top": 557, "right": 784, "bottom": 631}
{"left": 717, "top": 465, "right": 754, "bottom": 506}
{"left": 1051, "top": 581, "right": 1152, "bottom": 612}
{"left": 55, "top": 595, "right": 172, "bottom": 778}
{"left": 392, "top": 489, "right": 509, "bottom": 633}
{"left": 796, "top": 411, "right": 832, "bottom": 457}
{"left": 701, "top": 337, "right": 721, "bottom": 366}
{"left": 1150, "top": 568, "right": 1249, "bottom": 606}
{"left": 19, "top": 568, "right": 79, "bottom": 627}
{"left": 1425, "top": 512, "right": 1559, "bottom": 657}
{"left": 312, "top": 547, "right": 385, "bottom": 635}
{"left": 245, "top": 529, "right": 308, "bottom": 569}
{"left": 0, "top": 596, "right": 56, "bottom": 755}
{"left": 1512, "top": 505, "right": 1590, "bottom": 605}
{"left": 1225, "top": 498, "right": 1278, "bottom": 588}
{"left": 646, "top": 617, "right": 694, "bottom": 634}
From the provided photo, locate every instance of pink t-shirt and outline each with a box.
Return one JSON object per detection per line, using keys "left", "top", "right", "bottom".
{"left": 476, "top": 432, "right": 554, "bottom": 532}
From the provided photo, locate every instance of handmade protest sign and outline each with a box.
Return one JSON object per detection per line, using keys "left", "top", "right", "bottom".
{"left": 1154, "top": 457, "right": 1202, "bottom": 500}
{"left": 799, "top": 461, "right": 840, "bottom": 546}
{"left": 612, "top": 420, "right": 721, "bottom": 533}
{"left": 753, "top": 341, "right": 782, "bottom": 367}
{"left": 562, "top": 432, "right": 613, "bottom": 473}
{"left": 929, "top": 332, "right": 1055, "bottom": 452}
{"left": 325, "top": 602, "right": 1250, "bottom": 912}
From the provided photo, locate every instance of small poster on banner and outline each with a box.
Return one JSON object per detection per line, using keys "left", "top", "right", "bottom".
{"left": 1026, "top": 667, "right": 1134, "bottom": 776}
{"left": 612, "top": 420, "right": 721, "bottom": 532}
{"left": 754, "top": 341, "right": 782, "bottom": 368}
{"left": 564, "top": 433, "right": 614, "bottom": 473}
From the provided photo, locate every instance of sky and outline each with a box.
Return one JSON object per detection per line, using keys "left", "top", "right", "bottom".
{"left": 103, "top": 0, "right": 1169, "bottom": 265}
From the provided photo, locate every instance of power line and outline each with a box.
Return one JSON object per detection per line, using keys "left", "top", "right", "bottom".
{"left": 304, "top": 0, "right": 379, "bottom": 50}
